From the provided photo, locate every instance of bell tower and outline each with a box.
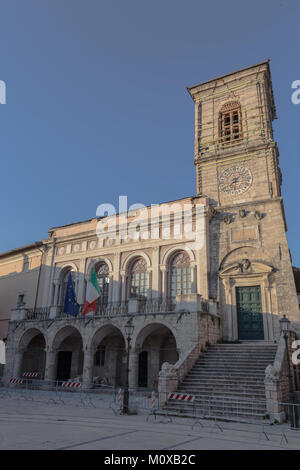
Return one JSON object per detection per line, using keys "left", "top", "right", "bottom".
{"left": 187, "top": 61, "right": 281, "bottom": 205}
{"left": 187, "top": 61, "right": 299, "bottom": 338}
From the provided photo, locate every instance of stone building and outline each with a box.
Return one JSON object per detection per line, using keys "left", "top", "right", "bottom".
{"left": 2, "top": 61, "right": 300, "bottom": 406}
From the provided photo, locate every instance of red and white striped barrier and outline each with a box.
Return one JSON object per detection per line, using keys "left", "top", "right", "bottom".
{"left": 9, "top": 378, "right": 23, "bottom": 384}
{"left": 23, "top": 372, "right": 39, "bottom": 378}
{"left": 168, "top": 392, "right": 195, "bottom": 402}
{"left": 117, "top": 388, "right": 122, "bottom": 404}
{"left": 151, "top": 391, "right": 156, "bottom": 409}
{"left": 61, "top": 382, "right": 81, "bottom": 389}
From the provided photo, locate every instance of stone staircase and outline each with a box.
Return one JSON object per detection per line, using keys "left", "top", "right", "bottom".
{"left": 163, "top": 342, "right": 278, "bottom": 421}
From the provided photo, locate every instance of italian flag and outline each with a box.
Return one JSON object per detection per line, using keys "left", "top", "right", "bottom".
{"left": 82, "top": 268, "right": 101, "bottom": 316}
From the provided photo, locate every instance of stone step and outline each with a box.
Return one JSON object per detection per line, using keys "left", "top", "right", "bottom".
{"left": 166, "top": 395, "right": 266, "bottom": 405}
{"left": 165, "top": 402, "right": 267, "bottom": 415}
{"left": 204, "top": 351, "right": 276, "bottom": 356}
{"left": 156, "top": 409, "right": 268, "bottom": 422}
{"left": 178, "top": 384, "right": 265, "bottom": 392}
{"left": 187, "top": 371, "right": 266, "bottom": 378}
{"left": 189, "top": 368, "right": 266, "bottom": 374}
{"left": 166, "top": 342, "right": 277, "bottom": 421}
{"left": 181, "top": 380, "right": 264, "bottom": 387}
{"left": 198, "top": 354, "right": 274, "bottom": 359}
{"left": 176, "top": 389, "right": 265, "bottom": 399}
{"left": 200, "top": 357, "right": 274, "bottom": 362}
{"left": 207, "top": 344, "right": 276, "bottom": 346}
{"left": 191, "top": 366, "right": 268, "bottom": 371}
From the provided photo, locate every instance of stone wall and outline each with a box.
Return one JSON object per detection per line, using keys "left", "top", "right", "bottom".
{"left": 158, "top": 312, "right": 221, "bottom": 405}
{"left": 265, "top": 330, "right": 297, "bottom": 422}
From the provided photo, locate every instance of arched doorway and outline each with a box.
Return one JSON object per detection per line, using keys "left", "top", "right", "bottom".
{"left": 19, "top": 329, "right": 46, "bottom": 378}
{"left": 91, "top": 325, "right": 126, "bottom": 386}
{"left": 135, "top": 324, "right": 178, "bottom": 389}
{"left": 52, "top": 326, "right": 83, "bottom": 381}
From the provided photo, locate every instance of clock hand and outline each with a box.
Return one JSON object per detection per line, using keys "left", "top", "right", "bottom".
{"left": 230, "top": 177, "right": 239, "bottom": 187}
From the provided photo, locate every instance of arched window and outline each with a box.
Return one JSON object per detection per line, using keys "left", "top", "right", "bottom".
{"left": 95, "top": 262, "right": 109, "bottom": 306}
{"left": 59, "top": 269, "right": 76, "bottom": 306}
{"left": 219, "top": 101, "right": 242, "bottom": 143}
{"left": 129, "top": 258, "right": 148, "bottom": 299}
{"left": 170, "top": 251, "right": 191, "bottom": 297}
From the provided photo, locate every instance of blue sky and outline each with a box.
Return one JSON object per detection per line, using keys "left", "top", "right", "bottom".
{"left": 0, "top": 0, "right": 299, "bottom": 265}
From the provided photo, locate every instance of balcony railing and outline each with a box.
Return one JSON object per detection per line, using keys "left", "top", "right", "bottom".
{"left": 137, "top": 297, "right": 176, "bottom": 314}
{"left": 95, "top": 300, "right": 129, "bottom": 316}
{"left": 25, "top": 307, "right": 50, "bottom": 321}
{"left": 10, "top": 295, "right": 218, "bottom": 322}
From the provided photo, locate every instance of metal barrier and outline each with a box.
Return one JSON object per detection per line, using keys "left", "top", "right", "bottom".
{"left": 2, "top": 381, "right": 300, "bottom": 447}
{"left": 3, "top": 380, "right": 300, "bottom": 433}
{"left": 9, "top": 378, "right": 23, "bottom": 384}
{"left": 168, "top": 392, "right": 195, "bottom": 403}
{"left": 157, "top": 394, "right": 270, "bottom": 424}
{"left": 281, "top": 402, "right": 300, "bottom": 430}
{"left": 61, "top": 382, "right": 81, "bottom": 389}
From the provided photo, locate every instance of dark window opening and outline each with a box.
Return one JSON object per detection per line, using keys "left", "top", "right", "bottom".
{"left": 219, "top": 102, "right": 242, "bottom": 144}
{"left": 95, "top": 346, "right": 106, "bottom": 366}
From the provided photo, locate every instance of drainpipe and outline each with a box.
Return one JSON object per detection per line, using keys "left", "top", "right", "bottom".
{"left": 33, "top": 245, "right": 46, "bottom": 312}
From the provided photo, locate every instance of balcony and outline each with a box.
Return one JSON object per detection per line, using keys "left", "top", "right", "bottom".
{"left": 10, "top": 294, "right": 218, "bottom": 323}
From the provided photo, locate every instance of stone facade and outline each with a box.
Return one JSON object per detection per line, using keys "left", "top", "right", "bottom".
{"left": 1, "top": 61, "right": 300, "bottom": 392}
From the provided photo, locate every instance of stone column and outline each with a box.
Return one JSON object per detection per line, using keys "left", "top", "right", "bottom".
{"left": 13, "top": 349, "right": 25, "bottom": 378}
{"left": 121, "top": 272, "right": 127, "bottom": 302}
{"left": 71, "top": 349, "right": 81, "bottom": 378}
{"left": 263, "top": 276, "right": 275, "bottom": 342}
{"left": 222, "top": 278, "right": 235, "bottom": 341}
{"left": 108, "top": 274, "right": 114, "bottom": 302}
{"left": 190, "top": 262, "right": 197, "bottom": 294}
{"left": 2, "top": 344, "right": 16, "bottom": 384}
{"left": 112, "top": 252, "right": 121, "bottom": 302}
{"left": 53, "top": 280, "right": 60, "bottom": 307}
{"left": 44, "top": 348, "right": 58, "bottom": 383}
{"left": 196, "top": 207, "right": 209, "bottom": 298}
{"left": 151, "top": 349, "right": 160, "bottom": 390}
{"left": 160, "top": 266, "right": 167, "bottom": 298}
{"left": 82, "top": 347, "right": 95, "bottom": 389}
{"left": 147, "top": 269, "right": 152, "bottom": 299}
{"left": 151, "top": 247, "right": 159, "bottom": 298}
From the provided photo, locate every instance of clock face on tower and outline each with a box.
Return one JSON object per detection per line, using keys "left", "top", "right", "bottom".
{"left": 219, "top": 165, "right": 252, "bottom": 196}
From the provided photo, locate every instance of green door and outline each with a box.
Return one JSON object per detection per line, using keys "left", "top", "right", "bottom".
{"left": 236, "top": 286, "right": 264, "bottom": 340}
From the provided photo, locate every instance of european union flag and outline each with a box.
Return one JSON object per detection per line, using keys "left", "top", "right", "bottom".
{"left": 63, "top": 273, "right": 80, "bottom": 317}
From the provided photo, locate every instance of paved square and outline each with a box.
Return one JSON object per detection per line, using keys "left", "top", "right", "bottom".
{"left": 0, "top": 390, "right": 299, "bottom": 450}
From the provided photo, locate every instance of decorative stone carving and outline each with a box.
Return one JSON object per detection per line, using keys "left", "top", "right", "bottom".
{"left": 265, "top": 364, "right": 279, "bottom": 382}
{"left": 239, "top": 209, "right": 246, "bottom": 218}
{"left": 207, "top": 206, "right": 217, "bottom": 221}
{"left": 241, "top": 258, "right": 251, "bottom": 271}
{"left": 254, "top": 210, "right": 263, "bottom": 220}
{"left": 223, "top": 215, "right": 231, "bottom": 225}
{"left": 159, "top": 362, "right": 177, "bottom": 378}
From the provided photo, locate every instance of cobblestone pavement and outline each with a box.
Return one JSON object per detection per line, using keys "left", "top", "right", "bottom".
{"left": 0, "top": 392, "right": 299, "bottom": 450}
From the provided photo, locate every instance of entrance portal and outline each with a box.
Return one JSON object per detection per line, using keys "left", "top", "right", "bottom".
{"left": 236, "top": 286, "right": 264, "bottom": 340}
